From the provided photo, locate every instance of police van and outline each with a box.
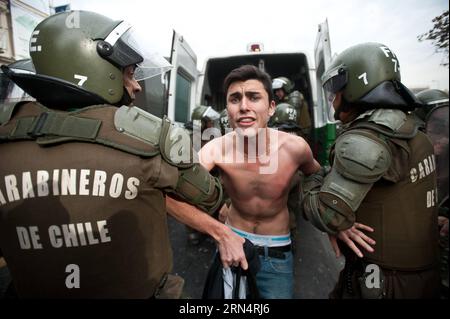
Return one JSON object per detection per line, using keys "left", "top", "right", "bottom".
{"left": 1, "top": 20, "right": 336, "bottom": 166}
{"left": 137, "top": 20, "right": 337, "bottom": 166}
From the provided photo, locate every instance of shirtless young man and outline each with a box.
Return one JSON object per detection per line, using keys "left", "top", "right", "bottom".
{"left": 196, "top": 65, "right": 316, "bottom": 298}
{"left": 198, "top": 65, "right": 375, "bottom": 299}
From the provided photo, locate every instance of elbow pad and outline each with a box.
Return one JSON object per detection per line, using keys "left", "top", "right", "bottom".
{"left": 174, "top": 164, "right": 223, "bottom": 214}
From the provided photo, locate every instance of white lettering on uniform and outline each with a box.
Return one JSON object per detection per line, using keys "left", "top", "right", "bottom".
{"left": 61, "top": 169, "right": 77, "bottom": 195}
{"left": 16, "top": 226, "right": 42, "bottom": 249}
{"left": 79, "top": 169, "right": 90, "bottom": 196}
{"left": 410, "top": 168, "right": 418, "bottom": 183}
{"left": 29, "top": 226, "right": 42, "bottom": 249}
{"left": 0, "top": 188, "right": 6, "bottom": 205}
{"left": 48, "top": 225, "right": 63, "bottom": 248}
{"left": 97, "top": 220, "right": 111, "bottom": 243}
{"left": 5, "top": 175, "right": 20, "bottom": 202}
{"left": 22, "top": 172, "right": 35, "bottom": 199}
{"left": 76, "top": 223, "right": 87, "bottom": 246}
{"left": 418, "top": 162, "right": 425, "bottom": 179}
{"left": 125, "top": 177, "right": 140, "bottom": 200}
{"left": 37, "top": 170, "right": 49, "bottom": 197}
{"left": 429, "top": 155, "right": 435, "bottom": 172}
{"left": 423, "top": 158, "right": 430, "bottom": 175}
{"left": 1, "top": 170, "right": 139, "bottom": 202}
{"left": 16, "top": 226, "right": 31, "bottom": 249}
{"left": 109, "top": 173, "right": 123, "bottom": 198}
{"left": 427, "top": 189, "right": 436, "bottom": 208}
{"left": 62, "top": 224, "right": 79, "bottom": 247}
{"left": 85, "top": 222, "right": 99, "bottom": 245}
{"left": 52, "top": 169, "right": 60, "bottom": 196}
{"left": 92, "top": 170, "right": 107, "bottom": 197}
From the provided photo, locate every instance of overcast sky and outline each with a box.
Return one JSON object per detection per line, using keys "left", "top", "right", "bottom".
{"left": 54, "top": 0, "right": 449, "bottom": 91}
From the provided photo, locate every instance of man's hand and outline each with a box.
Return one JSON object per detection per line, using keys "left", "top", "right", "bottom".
{"left": 166, "top": 196, "right": 248, "bottom": 270}
{"left": 328, "top": 222, "right": 376, "bottom": 258}
{"left": 216, "top": 229, "right": 248, "bottom": 270}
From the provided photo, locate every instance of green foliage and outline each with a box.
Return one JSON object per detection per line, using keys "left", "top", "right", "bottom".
{"left": 418, "top": 10, "right": 449, "bottom": 67}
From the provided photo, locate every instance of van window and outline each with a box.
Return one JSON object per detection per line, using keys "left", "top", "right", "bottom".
{"left": 175, "top": 71, "right": 191, "bottom": 123}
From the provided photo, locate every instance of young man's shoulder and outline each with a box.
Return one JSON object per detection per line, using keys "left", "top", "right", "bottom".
{"left": 277, "top": 130, "right": 307, "bottom": 145}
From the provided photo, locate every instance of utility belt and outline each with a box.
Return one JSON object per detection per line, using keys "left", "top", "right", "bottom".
{"left": 255, "top": 244, "right": 292, "bottom": 260}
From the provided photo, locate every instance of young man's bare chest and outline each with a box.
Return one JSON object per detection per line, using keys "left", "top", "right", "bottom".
{"left": 218, "top": 151, "right": 298, "bottom": 201}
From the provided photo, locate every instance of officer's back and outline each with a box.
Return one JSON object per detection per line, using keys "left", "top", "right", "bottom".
{"left": 0, "top": 11, "right": 221, "bottom": 298}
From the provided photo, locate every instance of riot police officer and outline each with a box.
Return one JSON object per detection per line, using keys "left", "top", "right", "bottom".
{"left": 302, "top": 42, "right": 440, "bottom": 298}
{"left": 219, "top": 108, "right": 231, "bottom": 136}
{"left": 0, "top": 10, "right": 246, "bottom": 298}
{"left": 269, "top": 103, "right": 303, "bottom": 249}
{"left": 183, "top": 105, "right": 220, "bottom": 245}
{"left": 272, "top": 76, "right": 312, "bottom": 139}
{"left": 415, "top": 89, "right": 449, "bottom": 298}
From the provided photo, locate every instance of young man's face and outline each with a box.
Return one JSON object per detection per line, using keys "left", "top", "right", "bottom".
{"left": 123, "top": 65, "right": 142, "bottom": 105}
{"left": 226, "top": 79, "right": 275, "bottom": 137}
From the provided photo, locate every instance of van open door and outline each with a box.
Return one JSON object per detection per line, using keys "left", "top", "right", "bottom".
{"left": 313, "top": 19, "right": 336, "bottom": 166}
{"left": 167, "top": 31, "right": 199, "bottom": 125}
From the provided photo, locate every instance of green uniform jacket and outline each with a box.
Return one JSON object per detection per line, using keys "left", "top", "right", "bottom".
{"left": 0, "top": 102, "right": 222, "bottom": 298}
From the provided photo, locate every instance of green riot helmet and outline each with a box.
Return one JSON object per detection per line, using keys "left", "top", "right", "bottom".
{"left": 191, "top": 105, "right": 220, "bottom": 121}
{"left": 415, "top": 89, "right": 449, "bottom": 122}
{"left": 219, "top": 108, "right": 230, "bottom": 134}
{"left": 322, "top": 42, "right": 419, "bottom": 120}
{"left": 2, "top": 10, "right": 172, "bottom": 109}
{"left": 191, "top": 105, "right": 220, "bottom": 131}
{"left": 270, "top": 103, "right": 299, "bottom": 130}
{"left": 272, "top": 77, "right": 294, "bottom": 94}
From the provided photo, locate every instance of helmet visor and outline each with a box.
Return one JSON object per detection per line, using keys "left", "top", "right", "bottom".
{"left": 0, "top": 59, "right": 35, "bottom": 104}
{"left": 203, "top": 106, "right": 220, "bottom": 121}
{"left": 103, "top": 22, "right": 172, "bottom": 81}
{"left": 322, "top": 65, "right": 348, "bottom": 94}
{"left": 425, "top": 106, "right": 449, "bottom": 204}
{"left": 272, "top": 78, "right": 285, "bottom": 90}
{"left": 120, "top": 27, "right": 172, "bottom": 81}
{"left": 325, "top": 90, "right": 337, "bottom": 122}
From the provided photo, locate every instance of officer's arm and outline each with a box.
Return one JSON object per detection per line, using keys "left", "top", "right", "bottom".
{"left": 302, "top": 132, "right": 392, "bottom": 235}
{"left": 166, "top": 196, "right": 248, "bottom": 270}
{"left": 158, "top": 124, "right": 247, "bottom": 269}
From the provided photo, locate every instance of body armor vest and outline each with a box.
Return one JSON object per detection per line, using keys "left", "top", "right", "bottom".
{"left": 333, "top": 111, "right": 439, "bottom": 270}
{"left": 0, "top": 102, "right": 220, "bottom": 297}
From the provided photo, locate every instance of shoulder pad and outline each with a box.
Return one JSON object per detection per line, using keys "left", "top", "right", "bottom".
{"left": 287, "top": 91, "right": 303, "bottom": 107}
{"left": 0, "top": 102, "right": 18, "bottom": 125}
{"left": 159, "top": 116, "right": 194, "bottom": 168}
{"left": 288, "top": 90, "right": 304, "bottom": 99}
{"left": 114, "top": 105, "right": 162, "bottom": 146}
{"left": 367, "top": 109, "right": 406, "bottom": 131}
{"left": 334, "top": 132, "right": 391, "bottom": 183}
{"left": 350, "top": 109, "right": 418, "bottom": 139}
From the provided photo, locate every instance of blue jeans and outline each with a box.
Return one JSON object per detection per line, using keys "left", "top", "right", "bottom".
{"left": 256, "top": 249, "right": 294, "bottom": 299}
